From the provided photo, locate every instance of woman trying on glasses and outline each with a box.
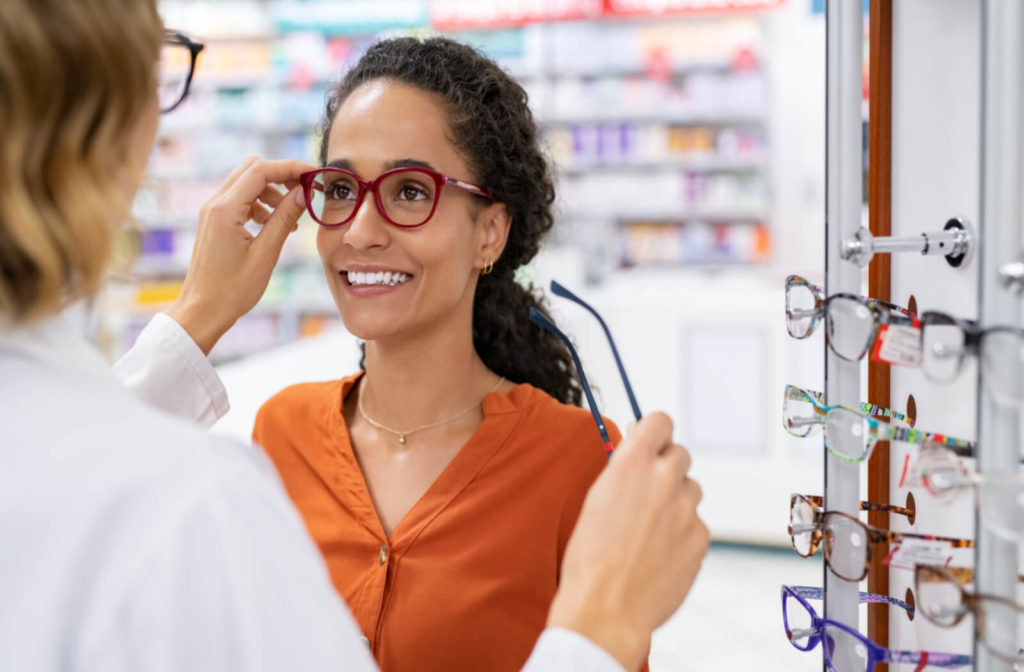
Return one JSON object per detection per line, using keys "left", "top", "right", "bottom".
{"left": 249, "top": 38, "right": 644, "bottom": 672}
{"left": 0, "top": 2, "right": 711, "bottom": 671}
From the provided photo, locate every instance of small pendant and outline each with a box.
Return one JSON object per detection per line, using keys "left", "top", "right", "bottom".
{"left": 398, "top": 434, "right": 406, "bottom": 444}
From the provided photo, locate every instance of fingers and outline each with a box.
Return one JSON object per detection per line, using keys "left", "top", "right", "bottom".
{"left": 654, "top": 442, "right": 703, "bottom": 543}
{"left": 223, "top": 159, "right": 316, "bottom": 207}
{"left": 212, "top": 156, "right": 260, "bottom": 199}
{"left": 672, "top": 477, "right": 707, "bottom": 573}
{"left": 249, "top": 201, "right": 272, "bottom": 225}
{"left": 252, "top": 185, "right": 306, "bottom": 258}
{"left": 202, "top": 158, "right": 314, "bottom": 234}
{"left": 238, "top": 186, "right": 289, "bottom": 227}
{"left": 686, "top": 517, "right": 711, "bottom": 559}
{"left": 681, "top": 475, "right": 703, "bottom": 510}
{"left": 656, "top": 441, "right": 693, "bottom": 482}
{"left": 619, "top": 412, "right": 673, "bottom": 461}
{"left": 258, "top": 186, "right": 285, "bottom": 209}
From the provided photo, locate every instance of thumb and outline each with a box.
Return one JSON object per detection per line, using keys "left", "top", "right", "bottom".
{"left": 254, "top": 186, "right": 305, "bottom": 257}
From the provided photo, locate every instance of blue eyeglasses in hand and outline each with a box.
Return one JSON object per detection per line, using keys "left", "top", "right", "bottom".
{"left": 529, "top": 280, "right": 642, "bottom": 458}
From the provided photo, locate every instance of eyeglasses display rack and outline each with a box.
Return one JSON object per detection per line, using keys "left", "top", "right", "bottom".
{"left": 808, "top": 2, "right": 1024, "bottom": 672}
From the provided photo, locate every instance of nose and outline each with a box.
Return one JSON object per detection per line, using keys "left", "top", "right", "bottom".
{"left": 342, "top": 188, "right": 391, "bottom": 251}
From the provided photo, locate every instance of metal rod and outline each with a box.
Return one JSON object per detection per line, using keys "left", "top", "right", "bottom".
{"left": 841, "top": 218, "right": 975, "bottom": 267}
{"left": 824, "top": 0, "right": 862, "bottom": 655}
{"left": 977, "top": 2, "right": 1023, "bottom": 671}
{"left": 873, "top": 235, "right": 932, "bottom": 254}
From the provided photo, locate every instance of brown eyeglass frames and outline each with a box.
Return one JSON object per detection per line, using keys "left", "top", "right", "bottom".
{"left": 788, "top": 494, "right": 974, "bottom": 582}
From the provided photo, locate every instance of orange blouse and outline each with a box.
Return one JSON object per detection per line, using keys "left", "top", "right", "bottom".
{"left": 252, "top": 372, "right": 644, "bottom": 672}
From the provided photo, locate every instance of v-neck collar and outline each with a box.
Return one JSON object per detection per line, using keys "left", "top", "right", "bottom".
{"left": 323, "top": 372, "right": 528, "bottom": 553}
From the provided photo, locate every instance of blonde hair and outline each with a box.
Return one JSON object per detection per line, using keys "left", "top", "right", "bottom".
{"left": 0, "top": 0, "right": 163, "bottom": 325}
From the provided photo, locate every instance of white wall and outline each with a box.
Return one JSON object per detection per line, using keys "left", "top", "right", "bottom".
{"left": 889, "top": 0, "right": 981, "bottom": 664}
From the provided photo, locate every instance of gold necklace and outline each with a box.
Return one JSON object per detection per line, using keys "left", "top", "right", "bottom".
{"left": 357, "top": 376, "right": 506, "bottom": 445}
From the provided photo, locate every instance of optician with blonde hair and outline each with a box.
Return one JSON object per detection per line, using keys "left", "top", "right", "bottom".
{"left": 0, "top": 1, "right": 708, "bottom": 671}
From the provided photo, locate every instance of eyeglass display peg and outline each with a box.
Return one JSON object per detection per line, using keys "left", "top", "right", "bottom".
{"left": 998, "top": 259, "right": 1024, "bottom": 293}
{"left": 840, "top": 217, "right": 975, "bottom": 269}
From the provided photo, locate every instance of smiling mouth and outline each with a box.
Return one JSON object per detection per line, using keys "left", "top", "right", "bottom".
{"left": 344, "top": 270, "right": 412, "bottom": 287}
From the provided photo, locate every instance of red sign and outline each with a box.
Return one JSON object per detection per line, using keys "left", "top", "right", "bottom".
{"left": 430, "top": 0, "right": 782, "bottom": 29}
{"left": 431, "top": 0, "right": 602, "bottom": 30}
{"left": 602, "top": 0, "right": 785, "bottom": 16}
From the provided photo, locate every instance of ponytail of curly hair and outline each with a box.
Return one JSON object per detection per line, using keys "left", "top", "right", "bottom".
{"left": 319, "top": 36, "right": 582, "bottom": 406}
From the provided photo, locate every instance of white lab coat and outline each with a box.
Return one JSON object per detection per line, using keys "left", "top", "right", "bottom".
{"left": 0, "top": 313, "right": 622, "bottom": 672}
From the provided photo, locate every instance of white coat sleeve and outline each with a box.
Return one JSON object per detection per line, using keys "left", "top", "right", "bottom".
{"left": 82, "top": 439, "right": 378, "bottom": 672}
{"left": 112, "top": 312, "right": 229, "bottom": 427}
{"left": 521, "top": 629, "right": 627, "bottom": 672}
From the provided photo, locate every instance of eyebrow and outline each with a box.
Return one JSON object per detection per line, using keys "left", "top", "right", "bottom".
{"left": 323, "top": 158, "right": 438, "bottom": 173}
{"left": 324, "top": 158, "right": 353, "bottom": 170}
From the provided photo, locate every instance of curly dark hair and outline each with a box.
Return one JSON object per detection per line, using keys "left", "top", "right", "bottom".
{"left": 318, "top": 36, "right": 582, "bottom": 406}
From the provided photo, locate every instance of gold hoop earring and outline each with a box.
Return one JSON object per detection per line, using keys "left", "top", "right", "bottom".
{"left": 481, "top": 261, "right": 494, "bottom": 276}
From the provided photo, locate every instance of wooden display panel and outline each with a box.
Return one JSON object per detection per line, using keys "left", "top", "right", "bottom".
{"left": 866, "top": 0, "right": 893, "bottom": 662}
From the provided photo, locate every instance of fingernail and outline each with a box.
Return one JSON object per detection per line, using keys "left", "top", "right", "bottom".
{"left": 294, "top": 188, "right": 305, "bottom": 206}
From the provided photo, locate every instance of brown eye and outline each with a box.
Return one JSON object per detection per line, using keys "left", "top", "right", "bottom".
{"left": 326, "top": 182, "right": 356, "bottom": 201}
{"left": 397, "top": 184, "right": 430, "bottom": 201}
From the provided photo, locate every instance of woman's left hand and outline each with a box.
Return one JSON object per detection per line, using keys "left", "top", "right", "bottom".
{"left": 165, "top": 157, "right": 315, "bottom": 355}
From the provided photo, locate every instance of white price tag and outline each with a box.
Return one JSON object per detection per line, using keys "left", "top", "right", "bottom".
{"left": 883, "top": 538, "right": 954, "bottom": 571}
{"left": 872, "top": 324, "right": 923, "bottom": 368}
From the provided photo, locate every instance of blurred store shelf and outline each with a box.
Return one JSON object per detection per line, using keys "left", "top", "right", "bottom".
{"left": 116, "top": 2, "right": 783, "bottom": 367}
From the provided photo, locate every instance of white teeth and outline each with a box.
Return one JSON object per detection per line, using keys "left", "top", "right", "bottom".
{"left": 347, "top": 271, "right": 410, "bottom": 287}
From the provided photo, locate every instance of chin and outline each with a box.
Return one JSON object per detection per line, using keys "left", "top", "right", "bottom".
{"left": 336, "top": 308, "right": 409, "bottom": 343}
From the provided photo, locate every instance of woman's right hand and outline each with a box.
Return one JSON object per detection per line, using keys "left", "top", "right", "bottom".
{"left": 165, "top": 157, "right": 315, "bottom": 355}
{"left": 547, "top": 412, "right": 709, "bottom": 671}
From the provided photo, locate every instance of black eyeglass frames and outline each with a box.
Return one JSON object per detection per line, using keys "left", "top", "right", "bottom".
{"left": 159, "top": 31, "right": 204, "bottom": 114}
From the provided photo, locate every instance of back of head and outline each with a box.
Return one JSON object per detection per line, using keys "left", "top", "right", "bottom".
{"left": 0, "top": 0, "right": 163, "bottom": 326}
{"left": 321, "top": 37, "right": 583, "bottom": 406}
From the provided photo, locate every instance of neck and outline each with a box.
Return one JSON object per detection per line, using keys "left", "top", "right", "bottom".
{"left": 360, "top": 305, "right": 499, "bottom": 429}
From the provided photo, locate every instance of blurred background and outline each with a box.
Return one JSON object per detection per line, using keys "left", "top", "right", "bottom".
{"left": 107, "top": 2, "right": 852, "bottom": 667}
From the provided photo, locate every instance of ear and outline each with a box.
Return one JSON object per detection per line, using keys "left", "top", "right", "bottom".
{"left": 476, "top": 202, "right": 511, "bottom": 270}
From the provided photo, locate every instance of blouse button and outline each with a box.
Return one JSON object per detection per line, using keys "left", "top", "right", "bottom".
{"left": 378, "top": 543, "right": 389, "bottom": 566}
